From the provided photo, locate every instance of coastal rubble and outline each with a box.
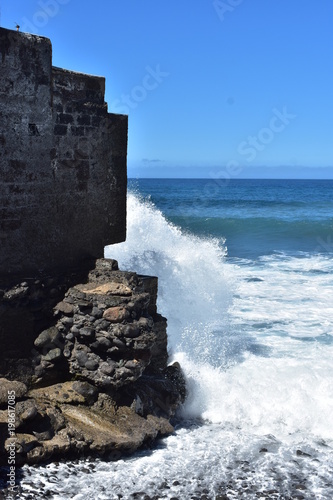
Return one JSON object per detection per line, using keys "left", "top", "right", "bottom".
{"left": 0, "top": 259, "right": 186, "bottom": 465}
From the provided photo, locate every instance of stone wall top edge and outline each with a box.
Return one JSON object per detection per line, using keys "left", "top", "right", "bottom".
{"left": 108, "top": 112, "right": 128, "bottom": 119}
{"left": 0, "top": 26, "right": 51, "bottom": 44}
{"left": 52, "top": 65, "right": 105, "bottom": 82}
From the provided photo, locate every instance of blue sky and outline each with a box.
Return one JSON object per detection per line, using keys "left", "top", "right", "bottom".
{"left": 1, "top": 0, "right": 333, "bottom": 178}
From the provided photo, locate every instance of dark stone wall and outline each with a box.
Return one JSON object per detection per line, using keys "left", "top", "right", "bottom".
{"left": 0, "top": 27, "right": 127, "bottom": 282}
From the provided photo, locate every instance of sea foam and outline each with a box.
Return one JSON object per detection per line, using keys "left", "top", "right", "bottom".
{"left": 106, "top": 194, "right": 333, "bottom": 440}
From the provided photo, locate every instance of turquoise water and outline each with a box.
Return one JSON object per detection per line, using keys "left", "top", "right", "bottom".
{"left": 129, "top": 178, "right": 333, "bottom": 258}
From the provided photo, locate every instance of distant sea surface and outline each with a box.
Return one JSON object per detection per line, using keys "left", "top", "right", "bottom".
{"left": 129, "top": 178, "right": 333, "bottom": 258}
{"left": 17, "top": 179, "right": 333, "bottom": 499}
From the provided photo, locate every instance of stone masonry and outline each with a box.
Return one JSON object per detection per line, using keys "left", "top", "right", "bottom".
{"left": 0, "top": 27, "right": 127, "bottom": 281}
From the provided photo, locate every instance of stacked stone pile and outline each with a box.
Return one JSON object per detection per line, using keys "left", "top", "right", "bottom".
{"left": 0, "top": 259, "right": 185, "bottom": 465}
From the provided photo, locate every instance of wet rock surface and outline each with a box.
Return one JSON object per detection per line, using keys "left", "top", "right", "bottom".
{"left": 0, "top": 259, "right": 186, "bottom": 466}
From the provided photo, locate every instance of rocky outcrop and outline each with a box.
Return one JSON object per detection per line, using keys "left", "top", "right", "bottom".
{"left": 0, "top": 259, "right": 186, "bottom": 466}
{"left": 0, "top": 27, "right": 185, "bottom": 471}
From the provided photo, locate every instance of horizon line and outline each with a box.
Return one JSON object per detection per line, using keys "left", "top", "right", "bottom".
{"left": 128, "top": 177, "right": 333, "bottom": 181}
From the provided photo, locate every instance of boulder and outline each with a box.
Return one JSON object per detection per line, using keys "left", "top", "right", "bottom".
{"left": 103, "top": 306, "right": 130, "bottom": 323}
{"left": 0, "top": 378, "right": 27, "bottom": 407}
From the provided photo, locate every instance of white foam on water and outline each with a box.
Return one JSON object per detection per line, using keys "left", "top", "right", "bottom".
{"left": 15, "top": 193, "right": 333, "bottom": 499}
{"left": 106, "top": 193, "right": 233, "bottom": 354}
{"left": 232, "top": 253, "right": 333, "bottom": 340}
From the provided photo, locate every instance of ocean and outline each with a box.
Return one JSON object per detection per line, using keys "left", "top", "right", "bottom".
{"left": 16, "top": 179, "right": 333, "bottom": 499}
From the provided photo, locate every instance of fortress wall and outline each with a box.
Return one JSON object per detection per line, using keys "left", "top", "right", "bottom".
{"left": 0, "top": 27, "right": 127, "bottom": 281}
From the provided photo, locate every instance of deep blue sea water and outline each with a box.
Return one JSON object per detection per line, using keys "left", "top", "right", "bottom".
{"left": 128, "top": 178, "right": 333, "bottom": 258}
{"left": 16, "top": 179, "right": 333, "bottom": 499}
